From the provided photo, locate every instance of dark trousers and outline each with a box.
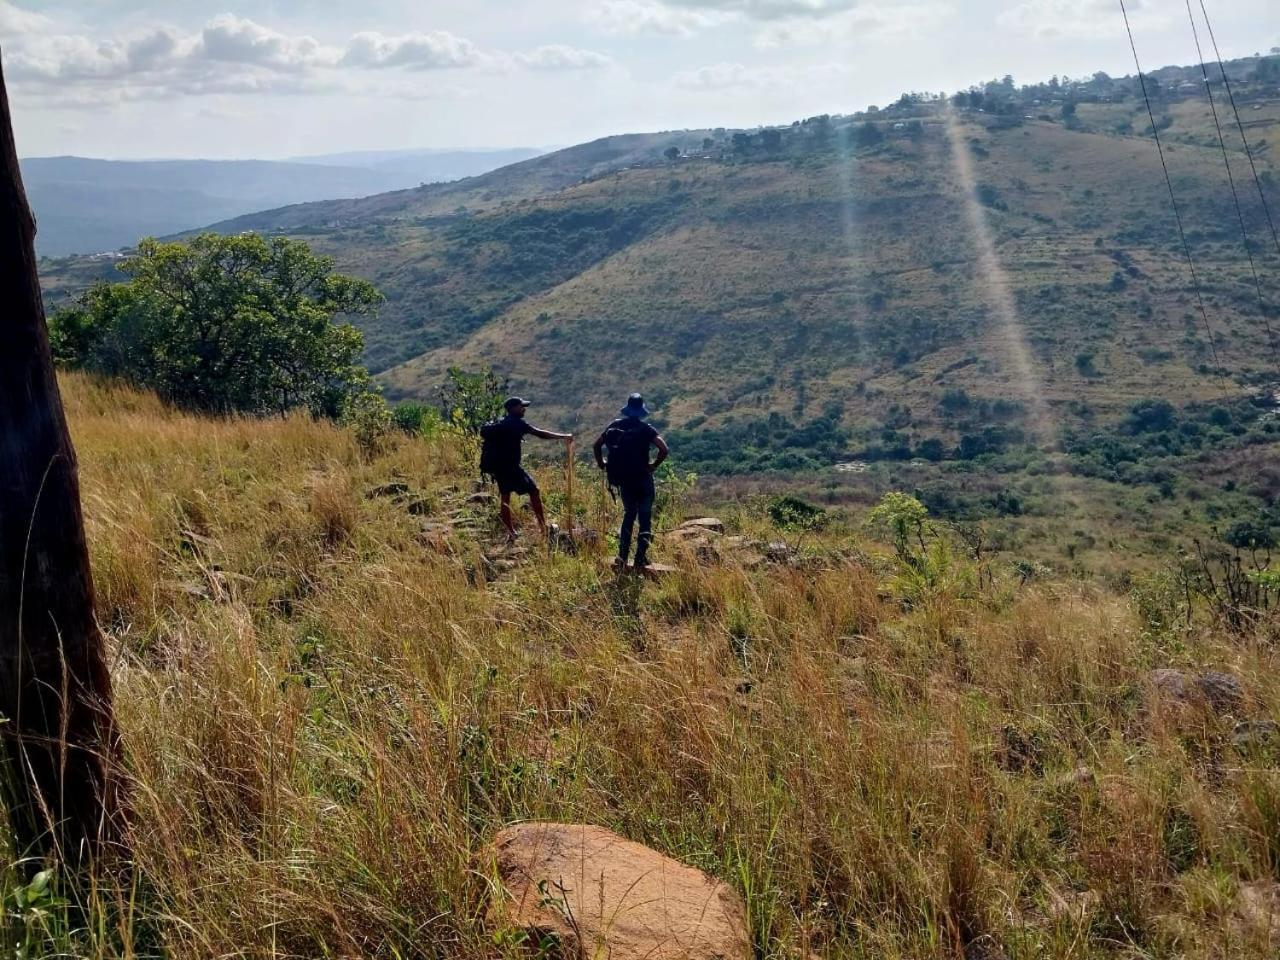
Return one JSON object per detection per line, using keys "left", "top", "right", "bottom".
{"left": 618, "top": 476, "right": 655, "bottom": 565}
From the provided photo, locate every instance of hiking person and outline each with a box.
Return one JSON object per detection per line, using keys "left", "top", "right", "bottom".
{"left": 593, "top": 393, "right": 668, "bottom": 570}
{"left": 480, "top": 396, "right": 572, "bottom": 540}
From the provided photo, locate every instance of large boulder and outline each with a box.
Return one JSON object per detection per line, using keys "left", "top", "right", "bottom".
{"left": 490, "top": 822, "right": 749, "bottom": 960}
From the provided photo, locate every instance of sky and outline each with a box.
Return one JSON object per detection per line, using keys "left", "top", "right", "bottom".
{"left": 3, "top": 0, "right": 1278, "bottom": 160}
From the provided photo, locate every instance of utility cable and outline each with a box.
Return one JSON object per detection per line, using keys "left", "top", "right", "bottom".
{"left": 1184, "top": 0, "right": 1278, "bottom": 363}
{"left": 1198, "top": 0, "right": 1280, "bottom": 259}
{"left": 1118, "top": 0, "right": 1222, "bottom": 370}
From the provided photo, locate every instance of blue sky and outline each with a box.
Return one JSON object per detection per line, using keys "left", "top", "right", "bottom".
{"left": 3, "top": 0, "right": 1277, "bottom": 159}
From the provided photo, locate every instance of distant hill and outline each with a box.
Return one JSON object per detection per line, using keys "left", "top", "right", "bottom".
{"left": 39, "top": 55, "right": 1280, "bottom": 541}
{"left": 287, "top": 147, "right": 547, "bottom": 181}
{"left": 22, "top": 150, "right": 544, "bottom": 257}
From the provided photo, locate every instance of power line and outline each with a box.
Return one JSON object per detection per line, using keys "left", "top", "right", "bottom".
{"left": 1184, "top": 0, "right": 1278, "bottom": 363}
{"left": 1198, "top": 0, "right": 1280, "bottom": 260}
{"left": 1118, "top": 0, "right": 1222, "bottom": 370}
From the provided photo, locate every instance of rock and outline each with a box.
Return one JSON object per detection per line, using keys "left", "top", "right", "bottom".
{"left": 1044, "top": 888, "right": 1100, "bottom": 923}
{"left": 1148, "top": 668, "right": 1244, "bottom": 715}
{"left": 407, "top": 498, "right": 433, "bottom": 516}
{"left": 468, "top": 491, "right": 496, "bottom": 506}
{"left": 367, "top": 481, "right": 410, "bottom": 500}
{"left": 1237, "top": 880, "right": 1280, "bottom": 930}
{"left": 666, "top": 526, "right": 715, "bottom": 542}
{"left": 1052, "top": 765, "right": 1096, "bottom": 789}
{"left": 1233, "top": 719, "right": 1279, "bottom": 752}
{"left": 680, "top": 517, "right": 725, "bottom": 534}
{"left": 491, "top": 822, "right": 749, "bottom": 960}
{"left": 1197, "top": 671, "right": 1244, "bottom": 712}
{"left": 1149, "top": 668, "right": 1191, "bottom": 702}
{"left": 763, "top": 541, "right": 794, "bottom": 563}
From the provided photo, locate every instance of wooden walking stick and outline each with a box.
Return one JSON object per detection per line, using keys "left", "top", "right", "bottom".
{"left": 564, "top": 437, "right": 576, "bottom": 537}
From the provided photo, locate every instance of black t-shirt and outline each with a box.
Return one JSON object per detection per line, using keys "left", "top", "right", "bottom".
{"left": 491, "top": 414, "right": 534, "bottom": 469}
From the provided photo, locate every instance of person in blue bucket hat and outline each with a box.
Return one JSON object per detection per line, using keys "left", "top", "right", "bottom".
{"left": 593, "top": 393, "right": 668, "bottom": 570}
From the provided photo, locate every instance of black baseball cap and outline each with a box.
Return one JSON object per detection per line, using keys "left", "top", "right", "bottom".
{"left": 504, "top": 396, "right": 532, "bottom": 411}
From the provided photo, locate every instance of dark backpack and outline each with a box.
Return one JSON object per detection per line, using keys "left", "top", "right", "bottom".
{"left": 478, "top": 419, "right": 518, "bottom": 478}
{"left": 602, "top": 419, "right": 652, "bottom": 488}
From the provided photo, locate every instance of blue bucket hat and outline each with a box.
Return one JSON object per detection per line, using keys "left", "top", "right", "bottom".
{"left": 620, "top": 393, "right": 650, "bottom": 418}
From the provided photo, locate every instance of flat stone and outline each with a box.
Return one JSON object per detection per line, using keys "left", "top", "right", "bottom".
{"left": 680, "top": 517, "right": 725, "bottom": 533}
{"left": 491, "top": 822, "right": 749, "bottom": 960}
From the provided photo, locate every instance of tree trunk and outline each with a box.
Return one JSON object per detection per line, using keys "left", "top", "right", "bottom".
{"left": 0, "top": 53, "right": 119, "bottom": 863}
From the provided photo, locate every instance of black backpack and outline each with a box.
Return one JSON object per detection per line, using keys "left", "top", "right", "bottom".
{"left": 602, "top": 419, "right": 652, "bottom": 488}
{"left": 478, "top": 419, "right": 518, "bottom": 479}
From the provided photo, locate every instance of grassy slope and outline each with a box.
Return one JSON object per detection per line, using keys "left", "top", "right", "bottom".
{"left": 33, "top": 95, "right": 1280, "bottom": 568}
{"left": 6, "top": 373, "right": 1280, "bottom": 958}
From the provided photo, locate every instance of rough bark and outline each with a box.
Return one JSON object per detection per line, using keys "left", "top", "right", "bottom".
{"left": 0, "top": 52, "right": 119, "bottom": 862}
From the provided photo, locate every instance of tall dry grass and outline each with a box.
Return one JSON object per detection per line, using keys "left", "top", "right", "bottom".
{"left": 3, "top": 372, "right": 1279, "bottom": 958}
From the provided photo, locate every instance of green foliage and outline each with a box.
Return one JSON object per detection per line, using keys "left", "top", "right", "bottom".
{"left": 438, "top": 366, "right": 508, "bottom": 435}
{"left": 390, "top": 401, "right": 442, "bottom": 437}
{"left": 868, "top": 492, "right": 931, "bottom": 566}
{"left": 48, "top": 233, "right": 380, "bottom": 416}
{"left": 767, "top": 495, "right": 827, "bottom": 531}
{"left": 668, "top": 409, "right": 848, "bottom": 474}
{"left": 340, "top": 391, "right": 394, "bottom": 456}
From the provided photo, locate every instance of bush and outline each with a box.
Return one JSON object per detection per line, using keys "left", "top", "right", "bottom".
{"left": 391, "top": 402, "right": 442, "bottom": 437}
{"left": 767, "top": 495, "right": 827, "bottom": 531}
{"left": 48, "top": 233, "right": 380, "bottom": 416}
{"left": 341, "top": 391, "right": 395, "bottom": 457}
{"left": 438, "top": 367, "right": 509, "bottom": 435}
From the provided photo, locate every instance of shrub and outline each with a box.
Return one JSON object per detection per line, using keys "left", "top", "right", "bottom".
{"left": 48, "top": 233, "right": 381, "bottom": 416}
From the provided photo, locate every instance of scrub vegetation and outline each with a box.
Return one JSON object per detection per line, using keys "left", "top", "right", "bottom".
{"left": 4, "top": 373, "right": 1280, "bottom": 958}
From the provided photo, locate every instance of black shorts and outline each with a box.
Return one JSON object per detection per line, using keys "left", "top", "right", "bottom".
{"left": 494, "top": 468, "right": 538, "bottom": 496}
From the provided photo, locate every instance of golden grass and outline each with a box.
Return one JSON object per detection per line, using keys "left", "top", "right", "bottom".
{"left": 4, "top": 372, "right": 1280, "bottom": 958}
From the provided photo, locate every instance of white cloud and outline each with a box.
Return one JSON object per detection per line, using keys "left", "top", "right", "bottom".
{"left": 342, "top": 30, "right": 485, "bottom": 69}
{"left": 755, "top": 2, "right": 953, "bottom": 46}
{"left": 996, "top": 0, "right": 1165, "bottom": 40}
{"left": 200, "top": 14, "right": 340, "bottom": 71}
{"left": 673, "top": 59, "right": 847, "bottom": 90}
{"left": 666, "top": 0, "right": 859, "bottom": 20}
{"left": 588, "top": 0, "right": 724, "bottom": 36}
{"left": 5, "top": 12, "right": 604, "bottom": 104}
{"left": 0, "top": 1, "right": 49, "bottom": 36}
{"left": 515, "top": 44, "right": 614, "bottom": 70}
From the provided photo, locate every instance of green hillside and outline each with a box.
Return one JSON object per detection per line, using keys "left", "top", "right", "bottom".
{"left": 37, "top": 59, "right": 1280, "bottom": 565}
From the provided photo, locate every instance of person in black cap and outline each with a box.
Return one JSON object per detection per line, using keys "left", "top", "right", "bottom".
{"left": 593, "top": 393, "right": 668, "bottom": 569}
{"left": 481, "top": 396, "right": 572, "bottom": 540}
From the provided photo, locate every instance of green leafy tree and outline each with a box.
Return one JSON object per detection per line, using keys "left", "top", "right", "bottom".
{"left": 49, "top": 233, "right": 381, "bottom": 415}
{"left": 663, "top": 146, "right": 680, "bottom": 162}
{"left": 438, "top": 366, "right": 509, "bottom": 434}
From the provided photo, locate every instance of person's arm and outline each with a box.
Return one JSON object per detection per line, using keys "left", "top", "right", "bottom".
{"left": 528, "top": 425, "right": 573, "bottom": 442}
{"left": 592, "top": 432, "right": 607, "bottom": 470}
{"left": 649, "top": 434, "right": 669, "bottom": 473}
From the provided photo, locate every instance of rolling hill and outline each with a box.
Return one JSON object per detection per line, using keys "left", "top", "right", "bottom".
{"left": 36, "top": 57, "right": 1280, "bottom": 561}
{"left": 23, "top": 149, "right": 545, "bottom": 257}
